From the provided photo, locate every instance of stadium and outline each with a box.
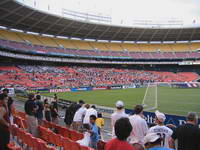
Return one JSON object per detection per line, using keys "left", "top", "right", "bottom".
{"left": 0, "top": 0, "right": 200, "bottom": 150}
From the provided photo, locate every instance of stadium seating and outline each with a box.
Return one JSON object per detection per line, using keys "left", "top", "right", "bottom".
{"left": 0, "top": 65, "right": 199, "bottom": 88}
{"left": 12, "top": 110, "right": 93, "bottom": 150}
{"left": 1, "top": 29, "right": 200, "bottom": 53}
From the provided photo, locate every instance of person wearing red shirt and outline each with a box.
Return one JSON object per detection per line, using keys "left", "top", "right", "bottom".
{"left": 105, "top": 117, "right": 136, "bottom": 150}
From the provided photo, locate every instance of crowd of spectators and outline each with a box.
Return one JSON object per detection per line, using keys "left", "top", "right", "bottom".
{"left": 0, "top": 87, "right": 200, "bottom": 150}
{"left": 0, "top": 65, "right": 198, "bottom": 89}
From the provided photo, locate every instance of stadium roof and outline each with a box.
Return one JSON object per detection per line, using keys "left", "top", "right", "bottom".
{"left": 1, "top": 0, "right": 200, "bottom": 42}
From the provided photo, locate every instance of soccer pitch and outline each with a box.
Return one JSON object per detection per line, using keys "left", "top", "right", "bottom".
{"left": 42, "top": 87, "right": 200, "bottom": 116}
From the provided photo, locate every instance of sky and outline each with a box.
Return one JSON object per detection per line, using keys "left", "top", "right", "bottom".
{"left": 17, "top": 0, "right": 200, "bottom": 27}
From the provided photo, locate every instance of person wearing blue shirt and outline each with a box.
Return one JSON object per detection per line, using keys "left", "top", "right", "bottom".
{"left": 144, "top": 133, "right": 174, "bottom": 150}
{"left": 89, "top": 115, "right": 99, "bottom": 150}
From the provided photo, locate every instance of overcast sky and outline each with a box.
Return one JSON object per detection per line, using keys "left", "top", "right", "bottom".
{"left": 18, "top": 0, "right": 200, "bottom": 26}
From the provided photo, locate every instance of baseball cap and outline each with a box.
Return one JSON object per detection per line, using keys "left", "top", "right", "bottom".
{"left": 144, "top": 133, "right": 160, "bottom": 145}
{"left": 116, "top": 100, "right": 124, "bottom": 108}
{"left": 155, "top": 110, "right": 166, "bottom": 122}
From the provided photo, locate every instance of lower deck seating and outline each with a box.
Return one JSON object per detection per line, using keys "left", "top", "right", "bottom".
{"left": 0, "top": 65, "right": 199, "bottom": 89}
{"left": 12, "top": 111, "right": 94, "bottom": 150}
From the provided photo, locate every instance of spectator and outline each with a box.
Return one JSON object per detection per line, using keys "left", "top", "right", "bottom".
{"left": 64, "top": 100, "right": 84, "bottom": 128}
{"left": 106, "top": 118, "right": 136, "bottom": 150}
{"left": 148, "top": 110, "right": 173, "bottom": 148}
{"left": 54, "top": 93, "right": 57, "bottom": 100}
{"left": 95, "top": 113, "right": 104, "bottom": 139}
{"left": 170, "top": 112, "right": 200, "bottom": 150}
{"left": 2, "top": 88, "right": 9, "bottom": 97}
{"left": 111, "top": 100, "right": 128, "bottom": 138}
{"left": 129, "top": 105, "right": 148, "bottom": 146}
{"left": 89, "top": 115, "right": 99, "bottom": 150}
{"left": 0, "top": 94, "right": 10, "bottom": 150}
{"left": 50, "top": 98, "right": 59, "bottom": 124}
{"left": 83, "top": 105, "right": 97, "bottom": 130}
{"left": 144, "top": 133, "right": 173, "bottom": 150}
{"left": 7, "top": 97, "right": 14, "bottom": 117}
{"left": 72, "top": 101, "right": 86, "bottom": 131}
{"left": 35, "top": 95, "right": 44, "bottom": 125}
{"left": 44, "top": 99, "right": 51, "bottom": 122}
{"left": 24, "top": 93, "right": 38, "bottom": 137}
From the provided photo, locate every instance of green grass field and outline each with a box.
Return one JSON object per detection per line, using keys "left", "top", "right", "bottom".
{"left": 42, "top": 87, "right": 200, "bottom": 116}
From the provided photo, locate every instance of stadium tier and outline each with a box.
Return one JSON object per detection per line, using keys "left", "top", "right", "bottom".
{"left": 1, "top": 29, "right": 200, "bottom": 53}
{"left": 1, "top": 30, "right": 200, "bottom": 60}
{"left": 0, "top": 65, "right": 198, "bottom": 89}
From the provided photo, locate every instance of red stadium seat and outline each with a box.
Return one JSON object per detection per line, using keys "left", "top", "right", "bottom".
{"left": 97, "top": 140, "right": 106, "bottom": 150}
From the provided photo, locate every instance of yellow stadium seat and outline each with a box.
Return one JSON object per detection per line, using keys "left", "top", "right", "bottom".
{"left": 171, "top": 43, "right": 190, "bottom": 52}
{"left": 36, "top": 36, "right": 58, "bottom": 47}
{"left": 54, "top": 39, "right": 77, "bottom": 49}
{"left": 71, "top": 40, "right": 93, "bottom": 50}
{"left": 17, "top": 32, "right": 42, "bottom": 45}
{"left": 89, "top": 42, "right": 108, "bottom": 51}
{"left": 0, "top": 29, "right": 23, "bottom": 42}
{"left": 190, "top": 43, "right": 200, "bottom": 51}
{"left": 1, "top": 29, "right": 200, "bottom": 52}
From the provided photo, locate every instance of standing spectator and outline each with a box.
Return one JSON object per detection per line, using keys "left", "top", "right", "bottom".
{"left": 129, "top": 105, "right": 148, "bottom": 146}
{"left": 72, "top": 101, "right": 86, "bottom": 131}
{"left": 44, "top": 99, "right": 51, "bottom": 122}
{"left": 111, "top": 101, "right": 128, "bottom": 138}
{"left": 144, "top": 133, "right": 173, "bottom": 150}
{"left": 89, "top": 115, "right": 99, "bottom": 150}
{"left": 54, "top": 94, "right": 58, "bottom": 100}
{"left": 83, "top": 105, "right": 97, "bottom": 129}
{"left": 2, "top": 88, "right": 9, "bottom": 97}
{"left": 96, "top": 113, "right": 104, "bottom": 139}
{"left": 35, "top": 95, "right": 44, "bottom": 125}
{"left": 106, "top": 118, "right": 136, "bottom": 150}
{"left": 7, "top": 97, "right": 14, "bottom": 124}
{"left": 64, "top": 100, "right": 84, "bottom": 128}
{"left": 170, "top": 112, "right": 200, "bottom": 150}
{"left": 7, "top": 97, "right": 14, "bottom": 117}
{"left": 50, "top": 98, "right": 59, "bottom": 124}
{"left": 148, "top": 110, "right": 173, "bottom": 148}
{"left": 24, "top": 93, "right": 38, "bottom": 137}
{"left": 0, "top": 94, "right": 10, "bottom": 150}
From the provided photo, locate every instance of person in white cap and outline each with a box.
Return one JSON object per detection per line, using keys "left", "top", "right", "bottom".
{"left": 147, "top": 110, "right": 173, "bottom": 148}
{"left": 129, "top": 105, "right": 148, "bottom": 146}
{"left": 144, "top": 133, "right": 173, "bottom": 150}
{"left": 111, "top": 100, "right": 129, "bottom": 138}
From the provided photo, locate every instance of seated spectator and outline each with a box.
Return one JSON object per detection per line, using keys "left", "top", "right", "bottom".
{"left": 106, "top": 117, "right": 136, "bottom": 150}
{"left": 144, "top": 133, "right": 173, "bottom": 150}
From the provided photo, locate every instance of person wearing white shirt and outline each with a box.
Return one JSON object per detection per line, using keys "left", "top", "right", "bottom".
{"left": 148, "top": 110, "right": 173, "bottom": 148}
{"left": 111, "top": 100, "right": 129, "bottom": 138}
{"left": 72, "top": 102, "right": 87, "bottom": 131}
{"left": 129, "top": 105, "right": 148, "bottom": 146}
{"left": 83, "top": 105, "right": 97, "bottom": 129}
